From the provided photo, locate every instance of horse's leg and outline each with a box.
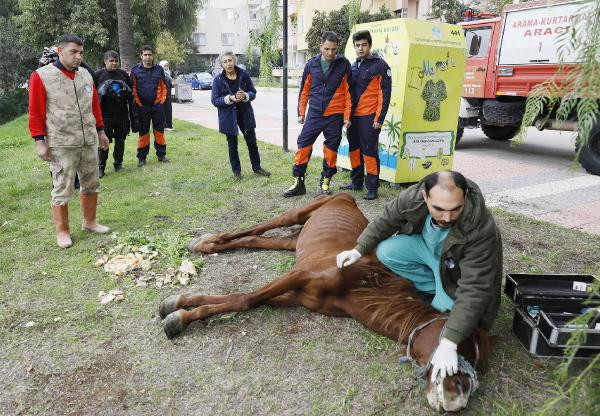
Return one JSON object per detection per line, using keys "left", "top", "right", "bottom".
{"left": 189, "top": 195, "right": 335, "bottom": 253}
{"left": 193, "top": 234, "right": 299, "bottom": 254}
{"left": 160, "top": 275, "right": 302, "bottom": 319}
{"left": 162, "top": 269, "right": 312, "bottom": 338}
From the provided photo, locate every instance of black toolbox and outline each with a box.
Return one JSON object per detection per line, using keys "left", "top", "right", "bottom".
{"left": 505, "top": 273, "right": 600, "bottom": 358}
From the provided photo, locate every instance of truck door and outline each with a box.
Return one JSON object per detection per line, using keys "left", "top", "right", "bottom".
{"left": 463, "top": 25, "right": 494, "bottom": 98}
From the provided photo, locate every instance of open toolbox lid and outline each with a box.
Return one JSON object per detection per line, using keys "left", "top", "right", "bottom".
{"left": 505, "top": 273, "right": 599, "bottom": 308}
{"left": 537, "top": 311, "right": 600, "bottom": 349}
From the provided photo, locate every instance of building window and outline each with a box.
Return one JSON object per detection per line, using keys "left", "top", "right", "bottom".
{"left": 198, "top": 9, "right": 206, "bottom": 19}
{"left": 192, "top": 32, "right": 207, "bottom": 46}
{"left": 395, "top": 8, "right": 408, "bottom": 18}
{"left": 221, "top": 33, "right": 234, "bottom": 46}
{"left": 249, "top": 5, "right": 259, "bottom": 20}
{"left": 222, "top": 8, "right": 234, "bottom": 20}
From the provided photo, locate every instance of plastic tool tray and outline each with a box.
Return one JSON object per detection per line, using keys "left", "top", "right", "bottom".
{"left": 505, "top": 273, "right": 600, "bottom": 358}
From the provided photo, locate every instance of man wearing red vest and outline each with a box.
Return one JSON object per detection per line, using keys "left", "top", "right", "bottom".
{"left": 29, "top": 34, "right": 110, "bottom": 248}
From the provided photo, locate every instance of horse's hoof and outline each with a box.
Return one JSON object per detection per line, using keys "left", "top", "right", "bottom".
{"left": 162, "top": 310, "right": 185, "bottom": 339}
{"left": 159, "top": 294, "right": 181, "bottom": 320}
{"left": 187, "top": 237, "right": 202, "bottom": 253}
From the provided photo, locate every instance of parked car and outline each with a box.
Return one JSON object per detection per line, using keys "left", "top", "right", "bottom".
{"left": 191, "top": 72, "right": 213, "bottom": 90}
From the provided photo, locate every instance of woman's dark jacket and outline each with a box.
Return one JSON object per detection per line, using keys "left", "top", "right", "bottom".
{"left": 211, "top": 66, "right": 257, "bottom": 136}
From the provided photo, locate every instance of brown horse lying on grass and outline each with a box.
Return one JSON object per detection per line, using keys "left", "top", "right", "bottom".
{"left": 159, "top": 193, "right": 493, "bottom": 412}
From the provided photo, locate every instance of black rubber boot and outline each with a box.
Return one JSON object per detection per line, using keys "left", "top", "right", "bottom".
{"left": 283, "top": 176, "right": 306, "bottom": 197}
{"left": 363, "top": 189, "right": 378, "bottom": 200}
{"left": 339, "top": 183, "right": 363, "bottom": 191}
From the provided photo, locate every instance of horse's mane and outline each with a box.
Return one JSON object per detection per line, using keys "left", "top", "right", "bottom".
{"left": 348, "top": 263, "right": 492, "bottom": 368}
{"left": 348, "top": 263, "right": 439, "bottom": 343}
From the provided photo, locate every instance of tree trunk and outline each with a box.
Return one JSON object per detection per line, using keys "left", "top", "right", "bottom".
{"left": 115, "top": 0, "right": 136, "bottom": 71}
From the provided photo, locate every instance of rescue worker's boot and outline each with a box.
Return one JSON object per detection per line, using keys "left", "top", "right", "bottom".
{"left": 319, "top": 176, "right": 333, "bottom": 195}
{"left": 363, "top": 189, "right": 378, "bottom": 200}
{"left": 283, "top": 176, "right": 306, "bottom": 197}
{"left": 80, "top": 193, "right": 111, "bottom": 234}
{"left": 52, "top": 204, "right": 72, "bottom": 249}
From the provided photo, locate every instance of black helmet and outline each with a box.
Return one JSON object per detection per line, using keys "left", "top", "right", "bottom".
{"left": 98, "top": 79, "right": 132, "bottom": 103}
{"left": 38, "top": 47, "right": 59, "bottom": 68}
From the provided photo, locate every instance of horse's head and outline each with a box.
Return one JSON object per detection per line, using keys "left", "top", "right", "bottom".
{"left": 424, "top": 356, "right": 479, "bottom": 412}
{"left": 410, "top": 320, "right": 492, "bottom": 412}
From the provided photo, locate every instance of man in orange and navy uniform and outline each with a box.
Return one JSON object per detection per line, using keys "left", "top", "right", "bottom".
{"left": 283, "top": 31, "right": 352, "bottom": 197}
{"left": 341, "top": 30, "right": 392, "bottom": 200}
{"left": 130, "top": 45, "right": 169, "bottom": 166}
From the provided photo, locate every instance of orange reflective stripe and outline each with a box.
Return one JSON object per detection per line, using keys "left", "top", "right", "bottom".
{"left": 154, "top": 130, "right": 166, "bottom": 145}
{"left": 364, "top": 154, "right": 379, "bottom": 175}
{"left": 354, "top": 75, "right": 382, "bottom": 117}
{"left": 323, "top": 75, "right": 350, "bottom": 117}
{"left": 132, "top": 78, "right": 142, "bottom": 107}
{"left": 138, "top": 133, "right": 150, "bottom": 149}
{"left": 323, "top": 145, "right": 337, "bottom": 168}
{"left": 154, "top": 79, "right": 167, "bottom": 104}
{"left": 343, "top": 75, "right": 351, "bottom": 121}
{"left": 298, "top": 73, "right": 312, "bottom": 117}
{"left": 294, "top": 146, "right": 312, "bottom": 165}
{"left": 349, "top": 148, "right": 361, "bottom": 169}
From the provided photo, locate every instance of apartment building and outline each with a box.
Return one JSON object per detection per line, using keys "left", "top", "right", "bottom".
{"left": 190, "top": 0, "right": 259, "bottom": 68}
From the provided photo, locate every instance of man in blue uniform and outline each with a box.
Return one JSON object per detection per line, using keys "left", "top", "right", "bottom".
{"left": 130, "top": 45, "right": 169, "bottom": 166}
{"left": 341, "top": 30, "right": 392, "bottom": 200}
{"left": 283, "top": 31, "right": 352, "bottom": 197}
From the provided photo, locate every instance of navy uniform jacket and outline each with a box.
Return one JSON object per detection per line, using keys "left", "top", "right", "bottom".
{"left": 130, "top": 63, "right": 168, "bottom": 107}
{"left": 298, "top": 54, "right": 351, "bottom": 120}
{"left": 211, "top": 66, "right": 257, "bottom": 136}
{"left": 350, "top": 55, "right": 392, "bottom": 124}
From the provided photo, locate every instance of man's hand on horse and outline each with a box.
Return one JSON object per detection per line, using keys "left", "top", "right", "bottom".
{"left": 430, "top": 338, "right": 458, "bottom": 382}
{"left": 336, "top": 249, "right": 362, "bottom": 268}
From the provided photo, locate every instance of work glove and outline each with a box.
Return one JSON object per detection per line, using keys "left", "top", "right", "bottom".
{"left": 430, "top": 338, "right": 458, "bottom": 382}
{"left": 336, "top": 249, "right": 362, "bottom": 268}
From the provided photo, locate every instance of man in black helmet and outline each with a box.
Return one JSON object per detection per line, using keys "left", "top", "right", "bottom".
{"left": 95, "top": 50, "right": 136, "bottom": 176}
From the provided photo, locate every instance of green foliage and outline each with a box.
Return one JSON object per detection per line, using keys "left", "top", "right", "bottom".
{"left": 14, "top": 0, "right": 194, "bottom": 67}
{"left": 16, "top": 0, "right": 112, "bottom": 66}
{"left": 517, "top": 1, "right": 600, "bottom": 155}
{"left": 536, "top": 281, "right": 600, "bottom": 416}
{"left": 0, "top": 89, "right": 28, "bottom": 125}
{"left": 0, "top": 16, "right": 37, "bottom": 91}
{"left": 156, "top": 30, "right": 189, "bottom": 66}
{"left": 247, "top": 0, "right": 281, "bottom": 85}
{"left": 429, "top": 0, "right": 474, "bottom": 24}
{"left": 305, "top": 5, "right": 393, "bottom": 56}
{"left": 161, "top": 0, "right": 201, "bottom": 42}
{"left": 113, "top": 229, "right": 192, "bottom": 266}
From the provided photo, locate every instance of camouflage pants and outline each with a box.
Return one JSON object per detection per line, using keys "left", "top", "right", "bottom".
{"left": 49, "top": 145, "right": 100, "bottom": 205}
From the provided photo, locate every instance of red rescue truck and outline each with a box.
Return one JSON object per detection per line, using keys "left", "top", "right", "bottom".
{"left": 457, "top": 0, "right": 600, "bottom": 175}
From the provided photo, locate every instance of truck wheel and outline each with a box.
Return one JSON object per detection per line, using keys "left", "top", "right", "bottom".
{"left": 481, "top": 124, "right": 519, "bottom": 141}
{"left": 456, "top": 126, "right": 464, "bottom": 144}
{"left": 482, "top": 100, "right": 526, "bottom": 125}
{"left": 578, "top": 124, "right": 600, "bottom": 175}
{"left": 456, "top": 119, "right": 464, "bottom": 144}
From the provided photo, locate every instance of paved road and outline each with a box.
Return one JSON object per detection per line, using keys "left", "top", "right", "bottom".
{"left": 173, "top": 89, "right": 600, "bottom": 235}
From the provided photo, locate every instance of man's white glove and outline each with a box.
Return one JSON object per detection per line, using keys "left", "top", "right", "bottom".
{"left": 430, "top": 338, "right": 458, "bottom": 382}
{"left": 336, "top": 249, "right": 362, "bottom": 268}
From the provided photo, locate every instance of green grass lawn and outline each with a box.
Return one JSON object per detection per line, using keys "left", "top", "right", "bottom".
{"left": 1, "top": 115, "right": 599, "bottom": 415}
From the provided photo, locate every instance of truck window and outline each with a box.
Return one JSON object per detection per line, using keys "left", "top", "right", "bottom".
{"left": 464, "top": 27, "right": 492, "bottom": 58}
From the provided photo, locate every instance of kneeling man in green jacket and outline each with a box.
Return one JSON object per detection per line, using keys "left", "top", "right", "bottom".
{"left": 336, "top": 170, "right": 502, "bottom": 383}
